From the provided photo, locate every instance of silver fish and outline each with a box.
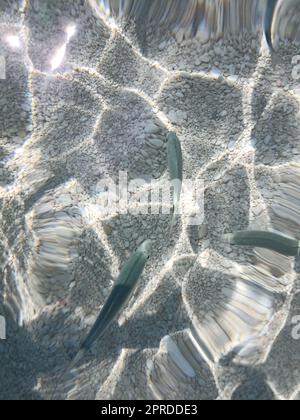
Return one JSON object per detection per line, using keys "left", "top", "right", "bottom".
{"left": 70, "top": 239, "right": 152, "bottom": 368}
{"left": 223, "top": 230, "right": 300, "bottom": 257}
{"left": 264, "top": 0, "right": 279, "bottom": 64}
{"left": 167, "top": 132, "right": 183, "bottom": 225}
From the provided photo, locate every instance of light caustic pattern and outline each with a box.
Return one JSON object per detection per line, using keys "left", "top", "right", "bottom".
{"left": 0, "top": 0, "right": 300, "bottom": 401}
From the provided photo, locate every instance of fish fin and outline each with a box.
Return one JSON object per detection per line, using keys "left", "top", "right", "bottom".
{"left": 265, "top": 32, "right": 272, "bottom": 53}
{"left": 51, "top": 348, "right": 86, "bottom": 400}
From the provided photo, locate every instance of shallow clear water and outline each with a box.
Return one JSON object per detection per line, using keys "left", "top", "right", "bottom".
{"left": 0, "top": 0, "right": 300, "bottom": 401}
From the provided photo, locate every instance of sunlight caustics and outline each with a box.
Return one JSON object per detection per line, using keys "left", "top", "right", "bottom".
{"left": 5, "top": 34, "right": 21, "bottom": 48}
{"left": 50, "top": 45, "right": 67, "bottom": 71}
{"left": 66, "top": 24, "right": 77, "bottom": 40}
{"left": 50, "top": 24, "right": 77, "bottom": 71}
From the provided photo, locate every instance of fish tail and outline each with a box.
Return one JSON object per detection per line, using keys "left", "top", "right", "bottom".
{"left": 68, "top": 349, "right": 86, "bottom": 371}
{"left": 265, "top": 31, "right": 280, "bottom": 67}
{"left": 265, "top": 31, "right": 273, "bottom": 52}
{"left": 51, "top": 348, "right": 86, "bottom": 400}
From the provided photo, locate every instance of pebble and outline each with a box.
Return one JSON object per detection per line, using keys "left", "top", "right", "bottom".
{"left": 210, "top": 67, "right": 222, "bottom": 79}
{"left": 227, "top": 75, "right": 238, "bottom": 83}
{"left": 214, "top": 46, "right": 224, "bottom": 56}
{"left": 168, "top": 110, "right": 187, "bottom": 125}
{"left": 140, "top": 149, "right": 149, "bottom": 158}
{"left": 85, "top": 315, "right": 96, "bottom": 326}
{"left": 144, "top": 121, "right": 161, "bottom": 134}
{"left": 263, "top": 152, "right": 275, "bottom": 165}
{"left": 158, "top": 41, "right": 166, "bottom": 51}
{"left": 21, "top": 103, "right": 31, "bottom": 112}
{"left": 201, "top": 54, "right": 210, "bottom": 63}
{"left": 228, "top": 140, "right": 237, "bottom": 151}
{"left": 148, "top": 138, "right": 164, "bottom": 148}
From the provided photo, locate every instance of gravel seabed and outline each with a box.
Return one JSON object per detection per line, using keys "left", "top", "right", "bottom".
{"left": 0, "top": 0, "right": 300, "bottom": 400}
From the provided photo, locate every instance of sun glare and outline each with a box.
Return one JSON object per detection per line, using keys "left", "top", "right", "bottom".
{"left": 66, "top": 24, "right": 76, "bottom": 41}
{"left": 5, "top": 35, "right": 21, "bottom": 48}
{"left": 50, "top": 24, "right": 76, "bottom": 71}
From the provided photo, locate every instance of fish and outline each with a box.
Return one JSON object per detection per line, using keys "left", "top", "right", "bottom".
{"left": 223, "top": 230, "right": 300, "bottom": 257}
{"left": 167, "top": 132, "right": 183, "bottom": 226}
{"left": 71, "top": 239, "right": 152, "bottom": 367}
{"left": 52, "top": 240, "right": 152, "bottom": 398}
{"left": 264, "top": 0, "right": 279, "bottom": 65}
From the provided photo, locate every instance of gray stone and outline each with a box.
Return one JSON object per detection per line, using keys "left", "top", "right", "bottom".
{"left": 168, "top": 110, "right": 187, "bottom": 125}
{"left": 201, "top": 54, "right": 210, "bottom": 63}
{"left": 148, "top": 138, "right": 164, "bottom": 148}
{"left": 144, "top": 121, "right": 161, "bottom": 134}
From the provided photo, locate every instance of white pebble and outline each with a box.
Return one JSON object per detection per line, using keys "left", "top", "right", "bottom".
{"left": 148, "top": 138, "right": 164, "bottom": 148}
{"left": 144, "top": 121, "right": 160, "bottom": 134}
